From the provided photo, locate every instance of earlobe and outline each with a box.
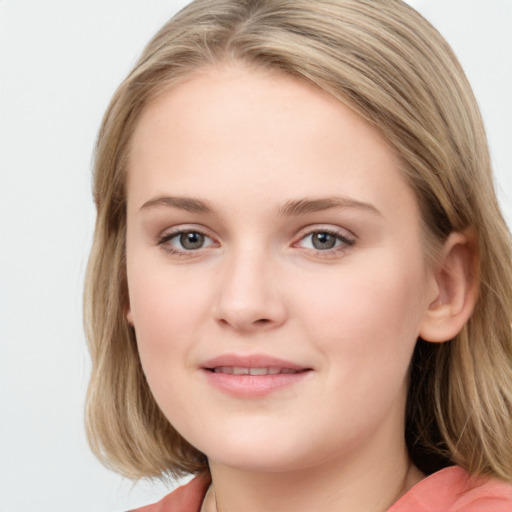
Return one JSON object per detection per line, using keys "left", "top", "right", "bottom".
{"left": 419, "top": 231, "right": 479, "bottom": 343}
{"left": 126, "top": 307, "right": 134, "bottom": 326}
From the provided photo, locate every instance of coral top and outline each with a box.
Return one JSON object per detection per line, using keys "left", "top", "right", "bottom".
{"left": 132, "top": 466, "right": 512, "bottom": 512}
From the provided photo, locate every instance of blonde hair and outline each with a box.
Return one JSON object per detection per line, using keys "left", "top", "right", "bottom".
{"left": 85, "top": 0, "right": 512, "bottom": 481}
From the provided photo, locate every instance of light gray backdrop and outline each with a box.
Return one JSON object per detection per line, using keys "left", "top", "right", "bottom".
{"left": 1, "top": 1, "right": 511, "bottom": 511}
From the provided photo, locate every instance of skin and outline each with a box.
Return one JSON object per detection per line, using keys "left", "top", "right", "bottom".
{"left": 125, "top": 64, "right": 459, "bottom": 511}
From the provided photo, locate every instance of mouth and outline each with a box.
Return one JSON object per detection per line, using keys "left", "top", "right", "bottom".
{"left": 201, "top": 354, "right": 312, "bottom": 397}
{"left": 208, "top": 367, "right": 305, "bottom": 375}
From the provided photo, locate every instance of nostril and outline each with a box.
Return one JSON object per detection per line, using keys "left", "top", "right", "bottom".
{"left": 216, "top": 316, "right": 274, "bottom": 331}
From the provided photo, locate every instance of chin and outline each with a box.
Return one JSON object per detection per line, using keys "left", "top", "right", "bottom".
{"left": 198, "top": 431, "right": 326, "bottom": 474}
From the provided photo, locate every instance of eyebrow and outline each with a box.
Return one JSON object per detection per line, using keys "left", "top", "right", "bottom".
{"left": 277, "top": 196, "right": 382, "bottom": 217}
{"left": 140, "top": 196, "right": 212, "bottom": 213}
{"left": 139, "top": 195, "right": 381, "bottom": 217}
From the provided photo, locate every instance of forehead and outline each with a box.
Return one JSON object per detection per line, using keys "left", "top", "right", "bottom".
{"left": 126, "top": 64, "right": 416, "bottom": 221}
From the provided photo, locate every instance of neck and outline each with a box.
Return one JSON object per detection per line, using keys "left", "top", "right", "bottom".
{"left": 203, "top": 439, "right": 424, "bottom": 512}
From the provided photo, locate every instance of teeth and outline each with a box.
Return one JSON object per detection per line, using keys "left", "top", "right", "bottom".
{"left": 212, "top": 367, "right": 300, "bottom": 375}
{"left": 232, "top": 367, "right": 250, "bottom": 375}
{"left": 249, "top": 368, "right": 268, "bottom": 376}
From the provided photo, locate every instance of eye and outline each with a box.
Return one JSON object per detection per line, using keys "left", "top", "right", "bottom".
{"left": 296, "top": 229, "right": 355, "bottom": 253}
{"left": 306, "top": 232, "right": 339, "bottom": 250}
{"left": 158, "top": 229, "right": 216, "bottom": 253}
{"left": 177, "top": 232, "right": 207, "bottom": 250}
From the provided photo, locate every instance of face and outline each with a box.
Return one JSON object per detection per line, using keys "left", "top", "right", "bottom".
{"left": 125, "top": 65, "right": 438, "bottom": 474}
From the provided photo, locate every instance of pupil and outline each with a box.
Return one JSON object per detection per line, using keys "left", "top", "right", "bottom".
{"left": 312, "top": 232, "right": 336, "bottom": 250}
{"left": 180, "top": 232, "right": 204, "bottom": 250}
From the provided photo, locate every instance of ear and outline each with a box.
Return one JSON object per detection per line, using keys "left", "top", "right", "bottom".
{"left": 126, "top": 305, "right": 134, "bottom": 326}
{"left": 419, "top": 231, "right": 479, "bottom": 343}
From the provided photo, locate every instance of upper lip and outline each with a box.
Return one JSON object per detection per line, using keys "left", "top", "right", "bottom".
{"left": 201, "top": 354, "right": 311, "bottom": 372}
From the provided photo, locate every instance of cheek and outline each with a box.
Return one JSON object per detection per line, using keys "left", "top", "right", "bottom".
{"left": 297, "top": 254, "right": 427, "bottom": 373}
{"left": 128, "top": 276, "right": 209, "bottom": 427}
{"left": 126, "top": 259, "right": 208, "bottom": 372}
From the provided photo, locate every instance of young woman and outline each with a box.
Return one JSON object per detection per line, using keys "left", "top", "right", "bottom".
{"left": 84, "top": 1, "right": 512, "bottom": 510}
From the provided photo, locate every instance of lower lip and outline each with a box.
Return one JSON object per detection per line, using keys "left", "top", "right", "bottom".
{"left": 202, "top": 369, "right": 311, "bottom": 398}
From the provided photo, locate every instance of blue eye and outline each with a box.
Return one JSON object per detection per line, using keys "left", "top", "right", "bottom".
{"left": 178, "top": 232, "right": 206, "bottom": 250}
{"left": 298, "top": 230, "right": 355, "bottom": 252}
{"left": 159, "top": 230, "right": 215, "bottom": 252}
{"left": 309, "top": 232, "right": 338, "bottom": 250}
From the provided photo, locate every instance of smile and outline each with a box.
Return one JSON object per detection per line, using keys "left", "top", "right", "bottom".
{"left": 212, "top": 367, "right": 302, "bottom": 375}
{"left": 201, "top": 355, "right": 312, "bottom": 397}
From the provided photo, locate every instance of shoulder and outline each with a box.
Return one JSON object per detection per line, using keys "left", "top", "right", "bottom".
{"left": 389, "top": 466, "right": 512, "bottom": 512}
{"left": 129, "top": 473, "right": 210, "bottom": 512}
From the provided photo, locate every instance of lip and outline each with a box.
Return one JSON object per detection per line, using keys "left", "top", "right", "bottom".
{"left": 200, "top": 353, "right": 312, "bottom": 398}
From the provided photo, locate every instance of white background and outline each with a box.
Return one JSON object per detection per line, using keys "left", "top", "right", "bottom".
{"left": 1, "top": 1, "right": 511, "bottom": 511}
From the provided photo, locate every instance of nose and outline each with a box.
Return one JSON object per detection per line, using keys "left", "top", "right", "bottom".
{"left": 212, "top": 247, "right": 287, "bottom": 333}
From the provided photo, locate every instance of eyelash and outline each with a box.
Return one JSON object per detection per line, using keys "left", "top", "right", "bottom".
{"left": 157, "top": 228, "right": 216, "bottom": 256}
{"left": 156, "top": 227, "right": 356, "bottom": 258}
{"left": 293, "top": 228, "right": 356, "bottom": 258}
